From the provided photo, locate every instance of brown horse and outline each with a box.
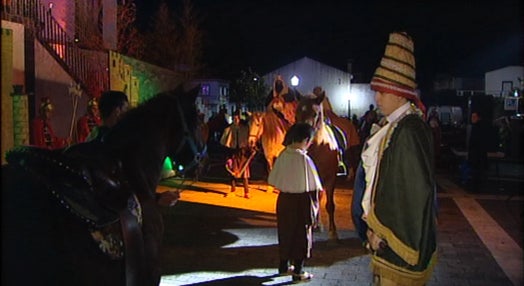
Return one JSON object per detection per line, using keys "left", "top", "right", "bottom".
{"left": 295, "top": 92, "right": 342, "bottom": 240}
{"left": 248, "top": 110, "right": 287, "bottom": 171}
{"left": 250, "top": 90, "right": 349, "bottom": 240}
{"left": 319, "top": 92, "right": 361, "bottom": 179}
{"left": 1, "top": 86, "right": 205, "bottom": 286}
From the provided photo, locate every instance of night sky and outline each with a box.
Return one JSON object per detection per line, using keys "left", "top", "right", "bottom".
{"left": 136, "top": 0, "right": 523, "bottom": 92}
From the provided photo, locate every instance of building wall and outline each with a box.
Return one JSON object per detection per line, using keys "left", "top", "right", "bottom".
{"left": 485, "top": 66, "right": 524, "bottom": 97}
{"left": 109, "top": 51, "right": 182, "bottom": 105}
{"left": 2, "top": 27, "right": 15, "bottom": 164}
{"left": 349, "top": 83, "right": 376, "bottom": 119}
{"left": 102, "top": 0, "right": 117, "bottom": 50}
{"left": 1, "top": 21, "right": 25, "bottom": 85}
{"left": 2, "top": 21, "right": 28, "bottom": 163}
{"left": 263, "top": 57, "right": 374, "bottom": 118}
{"left": 34, "top": 38, "right": 77, "bottom": 139}
{"left": 40, "top": 0, "right": 117, "bottom": 50}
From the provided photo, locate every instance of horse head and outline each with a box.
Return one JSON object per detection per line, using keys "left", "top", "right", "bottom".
{"left": 248, "top": 111, "right": 264, "bottom": 147}
{"left": 296, "top": 92, "right": 325, "bottom": 132}
{"left": 104, "top": 84, "right": 206, "bottom": 198}
{"left": 163, "top": 85, "right": 207, "bottom": 176}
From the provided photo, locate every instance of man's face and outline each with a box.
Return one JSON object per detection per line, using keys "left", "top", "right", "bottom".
{"left": 471, "top": 112, "right": 479, "bottom": 124}
{"left": 115, "top": 102, "right": 129, "bottom": 121}
{"left": 233, "top": 115, "right": 240, "bottom": 125}
{"left": 374, "top": 91, "right": 405, "bottom": 116}
{"left": 43, "top": 109, "right": 53, "bottom": 120}
{"left": 89, "top": 105, "right": 100, "bottom": 117}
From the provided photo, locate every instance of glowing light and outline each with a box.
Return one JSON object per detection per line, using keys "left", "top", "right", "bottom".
{"left": 50, "top": 43, "right": 66, "bottom": 59}
{"left": 290, "top": 75, "right": 299, "bottom": 87}
{"left": 162, "top": 157, "right": 173, "bottom": 171}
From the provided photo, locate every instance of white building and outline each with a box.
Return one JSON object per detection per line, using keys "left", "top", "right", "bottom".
{"left": 485, "top": 66, "right": 524, "bottom": 97}
{"left": 192, "top": 78, "right": 231, "bottom": 120}
{"left": 262, "top": 57, "right": 375, "bottom": 118}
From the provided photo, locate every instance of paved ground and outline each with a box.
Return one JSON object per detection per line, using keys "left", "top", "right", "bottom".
{"left": 154, "top": 165, "right": 523, "bottom": 286}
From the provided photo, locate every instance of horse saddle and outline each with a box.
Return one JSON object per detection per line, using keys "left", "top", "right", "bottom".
{"left": 325, "top": 123, "right": 348, "bottom": 176}
{"left": 6, "top": 144, "right": 130, "bottom": 228}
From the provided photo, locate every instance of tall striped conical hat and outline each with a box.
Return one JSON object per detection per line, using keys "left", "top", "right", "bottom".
{"left": 371, "top": 32, "right": 417, "bottom": 98}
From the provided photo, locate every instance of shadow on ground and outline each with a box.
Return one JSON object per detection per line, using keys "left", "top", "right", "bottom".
{"left": 159, "top": 201, "right": 365, "bottom": 276}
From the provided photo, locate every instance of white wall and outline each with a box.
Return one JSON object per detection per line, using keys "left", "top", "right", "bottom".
{"left": 349, "top": 83, "right": 376, "bottom": 119}
{"left": 485, "top": 66, "right": 524, "bottom": 97}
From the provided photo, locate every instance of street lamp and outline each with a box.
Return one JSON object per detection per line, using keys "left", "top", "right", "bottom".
{"left": 290, "top": 75, "right": 299, "bottom": 87}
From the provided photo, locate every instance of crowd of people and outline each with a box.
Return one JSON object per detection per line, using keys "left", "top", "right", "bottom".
{"left": 25, "top": 29, "right": 514, "bottom": 285}
{"left": 29, "top": 90, "right": 129, "bottom": 149}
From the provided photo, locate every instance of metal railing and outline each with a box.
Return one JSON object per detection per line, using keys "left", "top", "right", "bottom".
{"left": 1, "top": 0, "right": 108, "bottom": 97}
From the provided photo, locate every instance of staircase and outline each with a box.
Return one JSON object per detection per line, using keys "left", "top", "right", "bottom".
{"left": 1, "top": 0, "right": 108, "bottom": 97}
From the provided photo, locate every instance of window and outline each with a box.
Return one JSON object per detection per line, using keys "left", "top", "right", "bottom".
{"left": 220, "top": 86, "right": 229, "bottom": 96}
{"left": 502, "top": 81, "right": 513, "bottom": 97}
{"left": 201, "top": 84, "right": 210, "bottom": 96}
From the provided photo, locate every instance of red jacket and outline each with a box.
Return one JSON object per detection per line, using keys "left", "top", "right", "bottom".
{"left": 76, "top": 114, "right": 101, "bottom": 143}
{"left": 31, "top": 118, "right": 67, "bottom": 149}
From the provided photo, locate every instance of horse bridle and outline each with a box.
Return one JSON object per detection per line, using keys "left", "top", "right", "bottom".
{"left": 248, "top": 114, "right": 262, "bottom": 144}
{"left": 172, "top": 97, "right": 207, "bottom": 174}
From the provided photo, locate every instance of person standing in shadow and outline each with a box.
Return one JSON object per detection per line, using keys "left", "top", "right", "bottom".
{"left": 76, "top": 97, "right": 101, "bottom": 143}
{"left": 31, "top": 97, "right": 69, "bottom": 149}
{"left": 467, "top": 110, "right": 499, "bottom": 192}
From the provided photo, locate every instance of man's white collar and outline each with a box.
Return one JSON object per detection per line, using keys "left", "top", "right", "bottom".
{"left": 386, "top": 102, "right": 411, "bottom": 123}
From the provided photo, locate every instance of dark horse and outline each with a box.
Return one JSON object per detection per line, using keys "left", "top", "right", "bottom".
{"left": 2, "top": 86, "right": 205, "bottom": 286}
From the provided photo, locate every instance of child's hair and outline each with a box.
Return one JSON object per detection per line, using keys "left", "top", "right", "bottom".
{"left": 283, "top": 123, "right": 315, "bottom": 146}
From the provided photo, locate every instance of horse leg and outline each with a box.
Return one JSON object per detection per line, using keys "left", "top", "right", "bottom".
{"left": 141, "top": 199, "right": 164, "bottom": 286}
{"left": 314, "top": 191, "right": 324, "bottom": 232}
{"left": 325, "top": 185, "right": 338, "bottom": 242}
{"left": 265, "top": 155, "right": 275, "bottom": 193}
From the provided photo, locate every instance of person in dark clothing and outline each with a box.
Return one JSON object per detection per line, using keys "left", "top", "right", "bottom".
{"left": 220, "top": 110, "right": 253, "bottom": 198}
{"left": 467, "top": 111, "right": 499, "bottom": 192}
{"left": 264, "top": 75, "right": 300, "bottom": 108}
{"left": 76, "top": 98, "right": 101, "bottom": 143}
{"left": 358, "top": 104, "right": 378, "bottom": 144}
{"left": 86, "top": 90, "right": 129, "bottom": 142}
{"left": 30, "top": 97, "right": 69, "bottom": 149}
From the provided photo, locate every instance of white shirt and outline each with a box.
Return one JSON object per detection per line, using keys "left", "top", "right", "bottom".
{"left": 268, "top": 147, "right": 323, "bottom": 193}
{"left": 361, "top": 102, "right": 411, "bottom": 216}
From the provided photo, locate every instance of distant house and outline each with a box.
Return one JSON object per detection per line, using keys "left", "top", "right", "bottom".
{"left": 433, "top": 74, "right": 485, "bottom": 97}
{"left": 192, "top": 78, "right": 231, "bottom": 120}
{"left": 262, "top": 56, "right": 375, "bottom": 118}
{"left": 485, "top": 66, "right": 524, "bottom": 97}
{"left": 485, "top": 66, "right": 524, "bottom": 118}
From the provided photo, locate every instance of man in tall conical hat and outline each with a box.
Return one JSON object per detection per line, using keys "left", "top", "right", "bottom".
{"left": 357, "top": 31, "right": 437, "bottom": 286}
